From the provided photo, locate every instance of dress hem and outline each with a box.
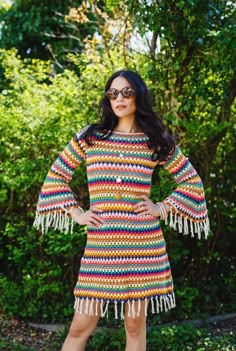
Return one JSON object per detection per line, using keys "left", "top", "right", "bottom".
{"left": 73, "top": 292, "right": 176, "bottom": 319}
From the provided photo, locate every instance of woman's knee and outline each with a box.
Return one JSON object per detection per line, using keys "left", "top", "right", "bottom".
{"left": 69, "top": 322, "right": 86, "bottom": 339}
{"left": 68, "top": 312, "right": 99, "bottom": 339}
{"left": 124, "top": 300, "right": 147, "bottom": 338}
{"left": 125, "top": 316, "right": 146, "bottom": 338}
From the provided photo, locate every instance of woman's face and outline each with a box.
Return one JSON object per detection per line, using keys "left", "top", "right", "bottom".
{"left": 108, "top": 77, "right": 136, "bottom": 121}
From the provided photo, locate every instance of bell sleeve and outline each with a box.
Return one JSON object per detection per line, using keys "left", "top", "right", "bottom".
{"left": 33, "top": 126, "right": 89, "bottom": 234}
{"left": 160, "top": 146, "right": 210, "bottom": 239}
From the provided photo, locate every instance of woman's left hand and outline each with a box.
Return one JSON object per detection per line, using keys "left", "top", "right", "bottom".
{"left": 133, "top": 195, "right": 160, "bottom": 217}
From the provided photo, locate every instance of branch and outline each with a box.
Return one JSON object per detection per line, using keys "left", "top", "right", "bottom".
{"left": 42, "top": 32, "right": 82, "bottom": 43}
{"left": 45, "top": 44, "right": 64, "bottom": 70}
{"left": 175, "top": 46, "right": 197, "bottom": 92}
{"left": 150, "top": 31, "right": 158, "bottom": 59}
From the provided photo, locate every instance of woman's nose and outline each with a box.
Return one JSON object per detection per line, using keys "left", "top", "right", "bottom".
{"left": 116, "top": 92, "right": 124, "bottom": 100}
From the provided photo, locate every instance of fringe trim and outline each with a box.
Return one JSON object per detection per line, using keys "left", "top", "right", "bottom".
{"left": 74, "top": 292, "right": 176, "bottom": 320}
{"left": 165, "top": 209, "right": 210, "bottom": 239}
{"left": 33, "top": 211, "right": 75, "bottom": 234}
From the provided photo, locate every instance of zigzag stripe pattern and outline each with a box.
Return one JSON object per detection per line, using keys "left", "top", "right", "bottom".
{"left": 34, "top": 127, "right": 209, "bottom": 318}
{"left": 162, "top": 147, "right": 209, "bottom": 230}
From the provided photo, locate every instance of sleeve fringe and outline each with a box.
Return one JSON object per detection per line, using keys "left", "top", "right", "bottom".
{"left": 165, "top": 209, "right": 210, "bottom": 239}
{"left": 33, "top": 211, "right": 75, "bottom": 234}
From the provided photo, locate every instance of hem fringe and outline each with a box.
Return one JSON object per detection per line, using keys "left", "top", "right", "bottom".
{"left": 33, "top": 211, "right": 75, "bottom": 234}
{"left": 165, "top": 208, "right": 210, "bottom": 239}
{"left": 73, "top": 292, "right": 176, "bottom": 320}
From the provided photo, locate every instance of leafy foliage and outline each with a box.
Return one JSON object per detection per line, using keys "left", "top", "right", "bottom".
{"left": 0, "top": 0, "right": 235, "bottom": 325}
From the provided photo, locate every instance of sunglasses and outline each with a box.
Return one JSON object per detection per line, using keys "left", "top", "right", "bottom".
{"left": 105, "top": 87, "right": 136, "bottom": 100}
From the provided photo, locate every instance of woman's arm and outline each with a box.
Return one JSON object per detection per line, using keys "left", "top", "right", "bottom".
{"left": 33, "top": 126, "right": 90, "bottom": 234}
{"left": 160, "top": 146, "right": 210, "bottom": 239}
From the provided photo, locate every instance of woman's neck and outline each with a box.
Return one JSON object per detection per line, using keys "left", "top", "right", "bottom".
{"left": 114, "top": 120, "right": 139, "bottom": 133}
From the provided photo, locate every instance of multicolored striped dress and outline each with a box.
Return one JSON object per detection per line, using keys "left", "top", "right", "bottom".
{"left": 34, "top": 126, "right": 209, "bottom": 319}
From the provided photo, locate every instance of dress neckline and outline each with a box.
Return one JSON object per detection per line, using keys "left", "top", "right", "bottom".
{"left": 112, "top": 130, "right": 145, "bottom": 136}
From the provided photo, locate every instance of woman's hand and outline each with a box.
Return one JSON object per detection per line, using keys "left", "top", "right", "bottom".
{"left": 71, "top": 207, "right": 104, "bottom": 228}
{"left": 133, "top": 195, "right": 160, "bottom": 217}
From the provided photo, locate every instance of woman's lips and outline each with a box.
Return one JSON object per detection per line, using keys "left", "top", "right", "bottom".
{"left": 116, "top": 105, "right": 127, "bottom": 109}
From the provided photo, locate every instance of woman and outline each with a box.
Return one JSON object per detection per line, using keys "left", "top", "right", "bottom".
{"left": 34, "top": 70, "right": 209, "bottom": 351}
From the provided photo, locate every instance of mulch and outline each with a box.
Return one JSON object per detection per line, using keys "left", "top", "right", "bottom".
{"left": 208, "top": 316, "right": 236, "bottom": 336}
{"left": 0, "top": 316, "right": 61, "bottom": 350}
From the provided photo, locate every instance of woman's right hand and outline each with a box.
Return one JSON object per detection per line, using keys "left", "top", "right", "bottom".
{"left": 71, "top": 207, "right": 104, "bottom": 228}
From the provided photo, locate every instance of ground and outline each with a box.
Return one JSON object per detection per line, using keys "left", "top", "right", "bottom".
{"left": 0, "top": 315, "right": 235, "bottom": 351}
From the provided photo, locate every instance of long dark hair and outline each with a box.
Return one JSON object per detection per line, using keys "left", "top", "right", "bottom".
{"left": 83, "top": 70, "right": 175, "bottom": 161}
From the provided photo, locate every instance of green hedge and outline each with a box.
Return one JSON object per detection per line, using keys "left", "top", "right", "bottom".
{"left": 0, "top": 48, "right": 235, "bottom": 323}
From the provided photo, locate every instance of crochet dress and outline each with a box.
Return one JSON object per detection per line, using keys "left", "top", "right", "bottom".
{"left": 34, "top": 126, "right": 209, "bottom": 319}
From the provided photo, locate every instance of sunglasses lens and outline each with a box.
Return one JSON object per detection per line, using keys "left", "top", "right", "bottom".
{"left": 106, "top": 89, "right": 118, "bottom": 100}
{"left": 122, "top": 87, "right": 134, "bottom": 98}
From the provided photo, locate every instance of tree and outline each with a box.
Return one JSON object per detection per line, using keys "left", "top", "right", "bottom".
{"left": 0, "top": 0, "right": 97, "bottom": 69}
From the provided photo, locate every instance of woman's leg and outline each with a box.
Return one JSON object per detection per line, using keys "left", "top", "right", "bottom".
{"left": 61, "top": 311, "right": 100, "bottom": 351}
{"left": 124, "top": 300, "right": 147, "bottom": 351}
